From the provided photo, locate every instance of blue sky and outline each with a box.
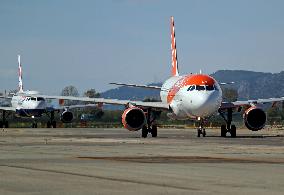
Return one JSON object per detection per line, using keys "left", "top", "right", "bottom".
{"left": 0, "top": 0, "right": 284, "bottom": 94}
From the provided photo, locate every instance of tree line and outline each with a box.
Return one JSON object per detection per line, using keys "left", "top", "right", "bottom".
{"left": 1, "top": 85, "right": 284, "bottom": 128}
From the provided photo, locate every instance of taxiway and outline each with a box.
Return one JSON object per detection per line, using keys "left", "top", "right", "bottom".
{"left": 0, "top": 127, "right": 283, "bottom": 195}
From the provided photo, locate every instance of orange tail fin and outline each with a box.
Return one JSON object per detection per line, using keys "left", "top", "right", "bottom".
{"left": 170, "top": 16, "right": 179, "bottom": 76}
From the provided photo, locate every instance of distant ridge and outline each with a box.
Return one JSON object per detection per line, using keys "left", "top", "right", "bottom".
{"left": 101, "top": 83, "right": 161, "bottom": 100}
{"left": 212, "top": 70, "right": 284, "bottom": 99}
{"left": 101, "top": 70, "right": 284, "bottom": 101}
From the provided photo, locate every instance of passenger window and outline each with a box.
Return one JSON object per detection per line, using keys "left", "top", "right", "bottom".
{"left": 196, "top": 85, "right": 205, "bottom": 91}
{"left": 206, "top": 85, "right": 214, "bottom": 91}
{"left": 31, "top": 97, "right": 36, "bottom": 101}
{"left": 187, "top": 85, "right": 195, "bottom": 91}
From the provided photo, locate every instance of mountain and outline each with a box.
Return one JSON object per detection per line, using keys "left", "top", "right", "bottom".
{"left": 101, "top": 70, "right": 284, "bottom": 101}
{"left": 101, "top": 83, "right": 161, "bottom": 100}
{"left": 212, "top": 70, "right": 284, "bottom": 99}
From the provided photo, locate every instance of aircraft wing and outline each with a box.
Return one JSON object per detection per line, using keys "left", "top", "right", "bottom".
{"left": 220, "top": 97, "right": 284, "bottom": 109}
{"left": 109, "top": 82, "right": 162, "bottom": 90}
{"left": 64, "top": 104, "right": 99, "bottom": 109}
{"left": 71, "top": 100, "right": 169, "bottom": 109}
{"left": 52, "top": 103, "right": 100, "bottom": 111}
{"left": 98, "top": 99, "right": 169, "bottom": 109}
{"left": 0, "top": 95, "right": 13, "bottom": 99}
{"left": 34, "top": 94, "right": 169, "bottom": 110}
{"left": 0, "top": 107, "right": 16, "bottom": 111}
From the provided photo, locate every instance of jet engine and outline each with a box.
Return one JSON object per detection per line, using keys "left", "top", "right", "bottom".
{"left": 122, "top": 107, "right": 146, "bottom": 131}
{"left": 243, "top": 106, "right": 266, "bottom": 131}
{"left": 61, "top": 110, "right": 74, "bottom": 123}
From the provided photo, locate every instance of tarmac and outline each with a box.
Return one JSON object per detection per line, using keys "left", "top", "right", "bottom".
{"left": 0, "top": 127, "right": 284, "bottom": 195}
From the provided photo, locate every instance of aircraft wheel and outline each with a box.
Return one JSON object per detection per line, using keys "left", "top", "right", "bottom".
{"left": 151, "top": 125, "right": 157, "bottom": 137}
{"left": 221, "top": 125, "right": 227, "bottom": 137}
{"left": 197, "top": 129, "right": 202, "bottom": 137}
{"left": 202, "top": 129, "right": 206, "bottom": 137}
{"left": 142, "top": 126, "right": 148, "bottom": 138}
{"left": 230, "top": 125, "right": 236, "bottom": 138}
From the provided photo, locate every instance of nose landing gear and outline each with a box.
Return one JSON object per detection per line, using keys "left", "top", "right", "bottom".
{"left": 197, "top": 118, "right": 206, "bottom": 137}
{"left": 197, "top": 128, "right": 206, "bottom": 137}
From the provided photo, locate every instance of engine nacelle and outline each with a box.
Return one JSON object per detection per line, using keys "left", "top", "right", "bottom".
{"left": 243, "top": 106, "right": 266, "bottom": 131}
{"left": 61, "top": 110, "right": 74, "bottom": 123}
{"left": 122, "top": 107, "right": 146, "bottom": 131}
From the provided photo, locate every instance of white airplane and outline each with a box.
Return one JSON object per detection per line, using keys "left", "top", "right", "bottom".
{"left": 0, "top": 55, "right": 96, "bottom": 128}
{"left": 33, "top": 17, "right": 284, "bottom": 138}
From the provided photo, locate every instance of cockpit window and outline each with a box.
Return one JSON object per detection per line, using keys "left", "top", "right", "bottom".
{"left": 187, "top": 85, "right": 217, "bottom": 91}
{"left": 196, "top": 85, "right": 205, "bottom": 91}
{"left": 31, "top": 97, "right": 36, "bottom": 101}
{"left": 37, "top": 97, "right": 44, "bottom": 101}
{"left": 206, "top": 85, "right": 214, "bottom": 91}
{"left": 187, "top": 85, "right": 195, "bottom": 91}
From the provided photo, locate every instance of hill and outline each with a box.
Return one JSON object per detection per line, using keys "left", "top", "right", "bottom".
{"left": 212, "top": 70, "right": 284, "bottom": 99}
{"left": 101, "top": 83, "right": 161, "bottom": 100}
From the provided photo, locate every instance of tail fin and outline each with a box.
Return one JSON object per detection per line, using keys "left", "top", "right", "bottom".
{"left": 170, "top": 16, "right": 179, "bottom": 76}
{"left": 18, "top": 55, "right": 24, "bottom": 92}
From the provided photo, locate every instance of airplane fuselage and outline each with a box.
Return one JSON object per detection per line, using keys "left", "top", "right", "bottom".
{"left": 11, "top": 91, "right": 47, "bottom": 118}
{"left": 160, "top": 74, "right": 222, "bottom": 120}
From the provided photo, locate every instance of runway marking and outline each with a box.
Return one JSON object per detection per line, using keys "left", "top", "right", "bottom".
{"left": 77, "top": 156, "right": 284, "bottom": 164}
{"left": 0, "top": 164, "right": 198, "bottom": 191}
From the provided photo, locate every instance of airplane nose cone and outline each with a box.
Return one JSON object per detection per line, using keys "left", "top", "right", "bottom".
{"left": 188, "top": 92, "right": 221, "bottom": 117}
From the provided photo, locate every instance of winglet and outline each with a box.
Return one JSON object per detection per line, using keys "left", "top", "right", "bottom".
{"left": 18, "top": 55, "right": 24, "bottom": 93}
{"left": 170, "top": 16, "right": 179, "bottom": 76}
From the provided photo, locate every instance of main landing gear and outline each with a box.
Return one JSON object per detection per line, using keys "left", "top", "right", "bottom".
{"left": 32, "top": 122, "right": 38, "bottom": 128}
{"left": 141, "top": 108, "right": 159, "bottom": 138}
{"left": 46, "top": 111, "right": 57, "bottom": 128}
{"left": 197, "top": 118, "right": 206, "bottom": 137}
{"left": 219, "top": 108, "right": 236, "bottom": 138}
{"left": 0, "top": 110, "right": 9, "bottom": 128}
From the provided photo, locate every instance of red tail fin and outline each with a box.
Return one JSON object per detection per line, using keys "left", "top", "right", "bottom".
{"left": 18, "top": 55, "right": 24, "bottom": 92}
{"left": 170, "top": 16, "right": 179, "bottom": 76}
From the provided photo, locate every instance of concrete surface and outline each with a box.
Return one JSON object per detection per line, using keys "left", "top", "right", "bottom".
{"left": 0, "top": 127, "right": 283, "bottom": 195}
